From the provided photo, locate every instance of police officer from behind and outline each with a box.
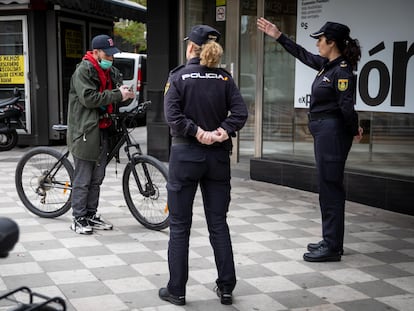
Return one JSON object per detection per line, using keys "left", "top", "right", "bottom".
{"left": 258, "top": 18, "right": 363, "bottom": 262}
{"left": 159, "top": 25, "right": 248, "bottom": 306}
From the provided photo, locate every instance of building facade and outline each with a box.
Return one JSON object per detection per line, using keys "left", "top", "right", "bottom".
{"left": 0, "top": 0, "right": 145, "bottom": 145}
{"left": 146, "top": 0, "right": 414, "bottom": 214}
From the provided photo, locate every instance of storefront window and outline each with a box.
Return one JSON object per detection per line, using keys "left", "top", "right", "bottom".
{"left": 262, "top": 0, "right": 296, "bottom": 156}
{"left": 260, "top": 0, "right": 414, "bottom": 178}
{"left": 0, "top": 16, "right": 29, "bottom": 131}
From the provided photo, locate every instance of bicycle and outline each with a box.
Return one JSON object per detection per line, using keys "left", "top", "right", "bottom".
{"left": 14, "top": 100, "right": 169, "bottom": 231}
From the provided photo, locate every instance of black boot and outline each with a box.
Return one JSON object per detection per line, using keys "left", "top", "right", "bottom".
{"left": 307, "top": 240, "right": 344, "bottom": 255}
{"left": 303, "top": 244, "right": 342, "bottom": 262}
{"left": 158, "top": 287, "right": 185, "bottom": 305}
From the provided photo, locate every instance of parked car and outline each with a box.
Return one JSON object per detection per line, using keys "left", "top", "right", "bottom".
{"left": 113, "top": 52, "right": 147, "bottom": 126}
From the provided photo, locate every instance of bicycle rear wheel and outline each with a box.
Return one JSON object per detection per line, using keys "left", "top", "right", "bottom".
{"left": 15, "top": 147, "right": 73, "bottom": 218}
{"left": 123, "top": 155, "right": 169, "bottom": 230}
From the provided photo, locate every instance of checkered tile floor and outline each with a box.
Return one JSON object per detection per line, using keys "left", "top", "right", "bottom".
{"left": 1, "top": 132, "right": 414, "bottom": 310}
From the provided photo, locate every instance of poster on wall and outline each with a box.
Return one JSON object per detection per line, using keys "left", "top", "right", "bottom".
{"left": 295, "top": 0, "right": 414, "bottom": 113}
{"left": 0, "top": 55, "right": 25, "bottom": 84}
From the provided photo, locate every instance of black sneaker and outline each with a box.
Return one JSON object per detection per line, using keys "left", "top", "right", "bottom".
{"left": 158, "top": 287, "right": 185, "bottom": 306}
{"left": 86, "top": 214, "right": 113, "bottom": 230}
{"left": 71, "top": 217, "right": 93, "bottom": 235}
{"left": 214, "top": 286, "right": 233, "bottom": 305}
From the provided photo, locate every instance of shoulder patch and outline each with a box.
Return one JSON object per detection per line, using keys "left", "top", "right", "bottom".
{"left": 340, "top": 61, "right": 348, "bottom": 68}
{"left": 338, "top": 79, "right": 349, "bottom": 91}
{"left": 164, "top": 82, "right": 170, "bottom": 95}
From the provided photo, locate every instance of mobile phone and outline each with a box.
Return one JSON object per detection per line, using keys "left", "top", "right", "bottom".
{"left": 128, "top": 85, "right": 134, "bottom": 92}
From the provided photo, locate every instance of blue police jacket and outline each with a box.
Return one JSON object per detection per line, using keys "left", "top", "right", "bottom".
{"left": 164, "top": 57, "right": 248, "bottom": 145}
{"left": 277, "top": 34, "right": 358, "bottom": 135}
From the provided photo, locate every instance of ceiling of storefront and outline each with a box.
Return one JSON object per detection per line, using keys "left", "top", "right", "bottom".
{"left": 0, "top": 0, "right": 146, "bottom": 22}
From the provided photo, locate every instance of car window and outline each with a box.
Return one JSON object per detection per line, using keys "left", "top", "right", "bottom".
{"left": 113, "top": 58, "right": 135, "bottom": 80}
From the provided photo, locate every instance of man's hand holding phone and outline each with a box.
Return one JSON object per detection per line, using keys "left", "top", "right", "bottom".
{"left": 119, "top": 85, "right": 135, "bottom": 101}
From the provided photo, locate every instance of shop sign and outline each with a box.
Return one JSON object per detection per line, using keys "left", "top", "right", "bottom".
{"left": 0, "top": 55, "right": 24, "bottom": 84}
{"left": 65, "top": 29, "right": 82, "bottom": 59}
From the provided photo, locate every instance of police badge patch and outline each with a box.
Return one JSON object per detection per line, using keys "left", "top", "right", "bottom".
{"left": 338, "top": 79, "right": 348, "bottom": 91}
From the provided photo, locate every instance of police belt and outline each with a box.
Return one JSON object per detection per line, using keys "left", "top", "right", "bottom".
{"left": 172, "top": 136, "right": 223, "bottom": 148}
{"left": 307, "top": 111, "right": 342, "bottom": 121}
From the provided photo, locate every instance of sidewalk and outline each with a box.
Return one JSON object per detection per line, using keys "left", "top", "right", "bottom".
{"left": 1, "top": 130, "right": 414, "bottom": 311}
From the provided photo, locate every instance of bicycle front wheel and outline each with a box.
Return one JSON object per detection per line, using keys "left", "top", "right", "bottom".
{"left": 123, "top": 155, "right": 169, "bottom": 230}
{"left": 15, "top": 147, "right": 73, "bottom": 218}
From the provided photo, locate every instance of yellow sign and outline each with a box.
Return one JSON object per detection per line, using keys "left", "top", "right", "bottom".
{"left": 65, "top": 29, "right": 82, "bottom": 59}
{"left": 216, "top": 0, "right": 226, "bottom": 6}
{"left": 0, "top": 55, "right": 25, "bottom": 84}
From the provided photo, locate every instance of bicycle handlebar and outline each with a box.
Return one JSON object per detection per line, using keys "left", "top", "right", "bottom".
{"left": 118, "top": 99, "right": 151, "bottom": 115}
{"left": 51, "top": 100, "right": 151, "bottom": 132}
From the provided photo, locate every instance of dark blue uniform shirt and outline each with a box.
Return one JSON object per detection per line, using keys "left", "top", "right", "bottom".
{"left": 164, "top": 57, "right": 248, "bottom": 141}
{"left": 277, "top": 34, "right": 358, "bottom": 134}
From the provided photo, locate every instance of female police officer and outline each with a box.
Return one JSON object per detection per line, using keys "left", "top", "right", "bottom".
{"left": 159, "top": 25, "right": 248, "bottom": 305}
{"left": 257, "top": 18, "right": 363, "bottom": 262}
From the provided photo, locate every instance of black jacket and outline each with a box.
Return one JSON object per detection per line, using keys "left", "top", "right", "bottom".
{"left": 164, "top": 57, "right": 248, "bottom": 141}
{"left": 277, "top": 34, "right": 358, "bottom": 135}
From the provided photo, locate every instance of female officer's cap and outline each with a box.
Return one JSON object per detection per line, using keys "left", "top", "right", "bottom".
{"left": 310, "top": 22, "right": 350, "bottom": 42}
{"left": 184, "top": 25, "right": 221, "bottom": 46}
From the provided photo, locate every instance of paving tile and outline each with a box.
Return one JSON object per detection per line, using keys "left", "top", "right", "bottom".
{"left": 263, "top": 260, "right": 315, "bottom": 276}
{"left": 270, "top": 289, "right": 329, "bottom": 309}
{"left": 336, "top": 299, "right": 399, "bottom": 311}
{"left": 285, "top": 272, "right": 341, "bottom": 289}
{"left": 47, "top": 269, "right": 97, "bottom": 285}
{"left": 384, "top": 276, "right": 414, "bottom": 293}
{"left": 233, "top": 293, "right": 287, "bottom": 311}
{"left": 69, "top": 294, "right": 128, "bottom": 311}
{"left": 376, "top": 294, "right": 414, "bottom": 311}
{"left": 308, "top": 285, "right": 369, "bottom": 303}
{"left": 320, "top": 268, "right": 378, "bottom": 284}
{"left": 104, "top": 277, "right": 157, "bottom": 294}
{"left": 349, "top": 280, "right": 407, "bottom": 298}
{"left": 245, "top": 276, "right": 301, "bottom": 292}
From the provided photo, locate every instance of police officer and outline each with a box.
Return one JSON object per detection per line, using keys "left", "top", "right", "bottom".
{"left": 159, "top": 25, "right": 248, "bottom": 305}
{"left": 257, "top": 18, "right": 363, "bottom": 262}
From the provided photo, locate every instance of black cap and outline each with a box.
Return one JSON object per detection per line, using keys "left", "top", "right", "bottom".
{"left": 91, "top": 34, "right": 120, "bottom": 56}
{"left": 310, "top": 22, "right": 350, "bottom": 42}
{"left": 184, "top": 25, "right": 221, "bottom": 46}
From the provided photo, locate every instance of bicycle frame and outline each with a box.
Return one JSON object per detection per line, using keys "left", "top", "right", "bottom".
{"left": 39, "top": 102, "right": 155, "bottom": 199}
{"left": 108, "top": 114, "right": 156, "bottom": 198}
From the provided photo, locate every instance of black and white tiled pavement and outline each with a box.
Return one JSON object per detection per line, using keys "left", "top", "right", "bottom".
{"left": 1, "top": 132, "right": 414, "bottom": 310}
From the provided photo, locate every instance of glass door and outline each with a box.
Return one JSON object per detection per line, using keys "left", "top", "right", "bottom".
{"left": 238, "top": 2, "right": 258, "bottom": 158}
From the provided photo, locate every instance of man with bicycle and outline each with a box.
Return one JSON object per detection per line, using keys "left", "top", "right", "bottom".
{"left": 67, "top": 34, "right": 135, "bottom": 234}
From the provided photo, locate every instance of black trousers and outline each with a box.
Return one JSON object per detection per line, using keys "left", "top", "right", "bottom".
{"left": 166, "top": 143, "right": 236, "bottom": 296}
{"left": 309, "top": 118, "right": 353, "bottom": 252}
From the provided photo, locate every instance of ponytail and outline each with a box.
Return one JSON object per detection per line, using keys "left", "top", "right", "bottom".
{"left": 342, "top": 38, "right": 361, "bottom": 70}
{"left": 200, "top": 41, "right": 223, "bottom": 68}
